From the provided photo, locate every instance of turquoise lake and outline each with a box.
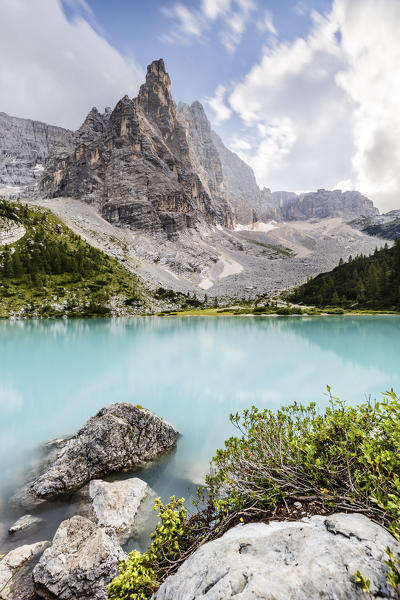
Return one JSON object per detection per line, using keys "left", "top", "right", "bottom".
{"left": 1, "top": 315, "right": 400, "bottom": 548}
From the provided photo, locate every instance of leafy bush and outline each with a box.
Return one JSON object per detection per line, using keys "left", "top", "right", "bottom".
{"left": 205, "top": 388, "right": 400, "bottom": 529}
{"left": 275, "top": 306, "right": 303, "bottom": 315}
{"left": 107, "top": 497, "right": 188, "bottom": 600}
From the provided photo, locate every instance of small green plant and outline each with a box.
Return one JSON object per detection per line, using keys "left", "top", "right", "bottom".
{"left": 107, "top": 497, "right": 188, "bottom": 600}
{"left": 385, "top": 544, "right": 400, "bottom": 595}
{"left": 354, "top": 570, "right": 372, "bottom": 598}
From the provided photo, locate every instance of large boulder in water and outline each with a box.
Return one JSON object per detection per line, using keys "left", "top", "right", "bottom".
{"left": 153, "top": 513, "right": 400, "bottom": 600}
{"left": 33, "top": 515, "right": 126, "bottom": 600}
{"left": 70, "top": 477, "right": 157, "bottom": 544}
{"left": 0, "top": 540, "right": 50, "bottom": 600}
{"left": 12, "top": 403, "right": 178, "bottom": 510}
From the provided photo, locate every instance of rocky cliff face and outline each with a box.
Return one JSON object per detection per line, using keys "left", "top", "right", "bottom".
{"left": 209, "top": 129, "right": 279, "bottom": 223}
{"left": 0, "top": 112, "right": 67, "bottom": 189}
{"left": 178, "top": 101, "right": 234, "bottom": 227}
{"left": 40, "top": 60, "right": 233, "bottom": 237}
{"left": 277, "top": 189, "right": 378, "bottom": 221}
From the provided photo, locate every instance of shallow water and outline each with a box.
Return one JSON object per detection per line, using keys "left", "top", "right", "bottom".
{"left": 1, "top": 315, "right": 400, "bottom": 550}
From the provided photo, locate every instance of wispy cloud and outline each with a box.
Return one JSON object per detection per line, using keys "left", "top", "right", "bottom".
{"left": 257, "top": 9, "right": 278, "bottom": 36}
{"left": 204, "top": 84, "right": 232, "bottom": 124}
{"left": 161, "top": 0, "right": 256, "bottom": 53}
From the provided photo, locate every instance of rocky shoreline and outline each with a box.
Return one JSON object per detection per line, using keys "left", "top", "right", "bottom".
{"left": 0, "top": 403, "right": 399, "bottom": 600}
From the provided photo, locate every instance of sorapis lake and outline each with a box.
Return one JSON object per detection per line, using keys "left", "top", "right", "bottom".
{"left": 1, "top": 315, "right": 400, "bottom": 550}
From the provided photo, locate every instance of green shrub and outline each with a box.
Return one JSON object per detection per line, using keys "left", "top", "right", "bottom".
{"left": 275, "top": 306, "right": 303, "bottom": 315}
{"left": 252, "top": 306, "right": 269, "bottom": 314}
{"left": 107, "top": 497, "right": 188, "bottom": 600}
{"left": 205, "top": 388, "right": 400, "bottom": 529}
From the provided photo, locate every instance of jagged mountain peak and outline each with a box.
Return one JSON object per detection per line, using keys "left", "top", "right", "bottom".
{"left": 39, "top": 59, "right": 235, "bottom": 235}
{"left": 138, "top": 58, "right": 173, "bottom": 115}
{"left": 77, "top": 106, "right": 109, "bottom": 143}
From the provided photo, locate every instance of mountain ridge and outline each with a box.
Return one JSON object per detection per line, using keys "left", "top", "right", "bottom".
{"left": 0, "top": 59, "right": 380, "bottom": 231}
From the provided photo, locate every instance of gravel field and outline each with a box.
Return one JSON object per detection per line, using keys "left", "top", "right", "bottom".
{"left": 28, "top": 197, "right": 388, "bottom": 299}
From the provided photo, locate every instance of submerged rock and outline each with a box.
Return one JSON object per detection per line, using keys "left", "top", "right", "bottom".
{"left": 33, "top": 515, "right": 126, "bottom": 600}
{"left": 71, "top": 477, "right": 157, "bottom": 544}
{"left": 8, "top": 514, "right": 44, "bottom": 536}
{"left": 12, "top": 403, "right": 178, "bottom": 510}
{"left": 153, "top": 513, "right": 400, "bottom": 600}
{"left": 0, "top": 540, "right": 50, "bottom": 600}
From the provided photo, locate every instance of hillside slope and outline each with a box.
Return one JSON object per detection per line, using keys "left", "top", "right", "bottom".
{"left": 290, "top": 241, "right": 400, "bottom": 310}
{"left": 0, "top": 199, "right": 149, "bottom": 317}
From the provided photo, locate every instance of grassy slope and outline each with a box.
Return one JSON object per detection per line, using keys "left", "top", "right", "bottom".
{"left": 0, "top": 199, "right": 149, "bottom": 317}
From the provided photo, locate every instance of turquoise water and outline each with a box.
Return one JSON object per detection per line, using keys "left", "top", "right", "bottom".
{"left": 1, "top": 316, "right": 400, "bottom": 547}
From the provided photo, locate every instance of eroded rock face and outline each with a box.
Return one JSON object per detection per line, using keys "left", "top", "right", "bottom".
{"left": 12, "top": 403, "right": 178, "bottom": 510}
{"left": 71, "top": 477, "right": 157, "bottom": 544}
{"left": 278, "top": 189, "right": 379, "bottom": 221}
{"left": 0, "top": 540, "right": 50, "bottom": 600}
{"left": 33, "top": 516, "right": 126, "bottom": 600}
{"left": 153, "top": 513, "right": 399, "bottom": 600}
{"left": 178, "top": 102, "right": 234, "bottom": 228}
{"left": 209, "top": 130, "right": 279, "bottom": 224}
{"left": 40, "top": 60, "right": 232, "bottom": 236}
{"left": 0, "top": 111, "right": 67, "bottom": 189}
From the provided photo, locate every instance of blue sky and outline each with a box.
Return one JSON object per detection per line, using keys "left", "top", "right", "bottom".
{"left": 61, "top": 0, "right": 332, "bottom": 107}
{"left": 1, "top": 0, "right": 399, "bottom": 210}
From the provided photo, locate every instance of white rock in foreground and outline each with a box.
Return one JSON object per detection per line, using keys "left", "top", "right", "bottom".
{"left": 0, "top": 541, "right": 50, "bottom": 600}
{"left": 33, "top": 515, "right": 126, "bottom": 600}
{"left": 72, "top": 477, "right": 157, "bottom": 544}
{"left": 153, "top": 513, "right": 400, "bottom": 600}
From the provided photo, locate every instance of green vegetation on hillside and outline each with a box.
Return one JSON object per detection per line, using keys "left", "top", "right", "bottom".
{"left": 290, "top": 241, "right": 400, "bottom": 310}
{"left": 108, "top": 389, "right": 400, "bottom": 599}
{"left": 0, "top": 199, "right": 146, "bottom": 317}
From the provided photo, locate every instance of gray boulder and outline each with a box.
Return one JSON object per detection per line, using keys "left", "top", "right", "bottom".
{"left": 12, "top": 403, "right": 178, "bottom": 510}
{"left": 33, "top": 515, "right": 126, "bottom": 600}
{"left": 0, "top": 540, "right": 50, "bottom": 600}
{"left": 71, "top": 477, "right": 157, "bottom": 544}
{"left": 153, "top": 513, "right": 400, "bottom": 599}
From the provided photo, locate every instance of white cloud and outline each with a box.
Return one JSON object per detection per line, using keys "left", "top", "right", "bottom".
{"left": 293, "top": 1, "right": 309, "bottom": 16}
{"left": 228, "top": 8, "right": 351, "bottom": 194}
{"left": 162, "top": 0, "right": 255, "bottom": 53}
{"left": 332, "top": 0, "right": 400, "bottom": 209}
{"left": 204, "top": 84, "right": 232, "bottom": 124}
{"left": 161, "top": 3, "right": 204, "bottom": 42}
{"left": 257, "top": 9, "right": 278, "bottom": 35}
{"left": 202, "top": 0, "right": 230, "bottom": 20}
{"left": 0, "top": 0, "right": 143, "bottom": 130}
{"left": 223, "top": 0, "right": 400, "bottom": 211}
{"left": 220, "top": 0, "right": 256, "bottom": 54}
